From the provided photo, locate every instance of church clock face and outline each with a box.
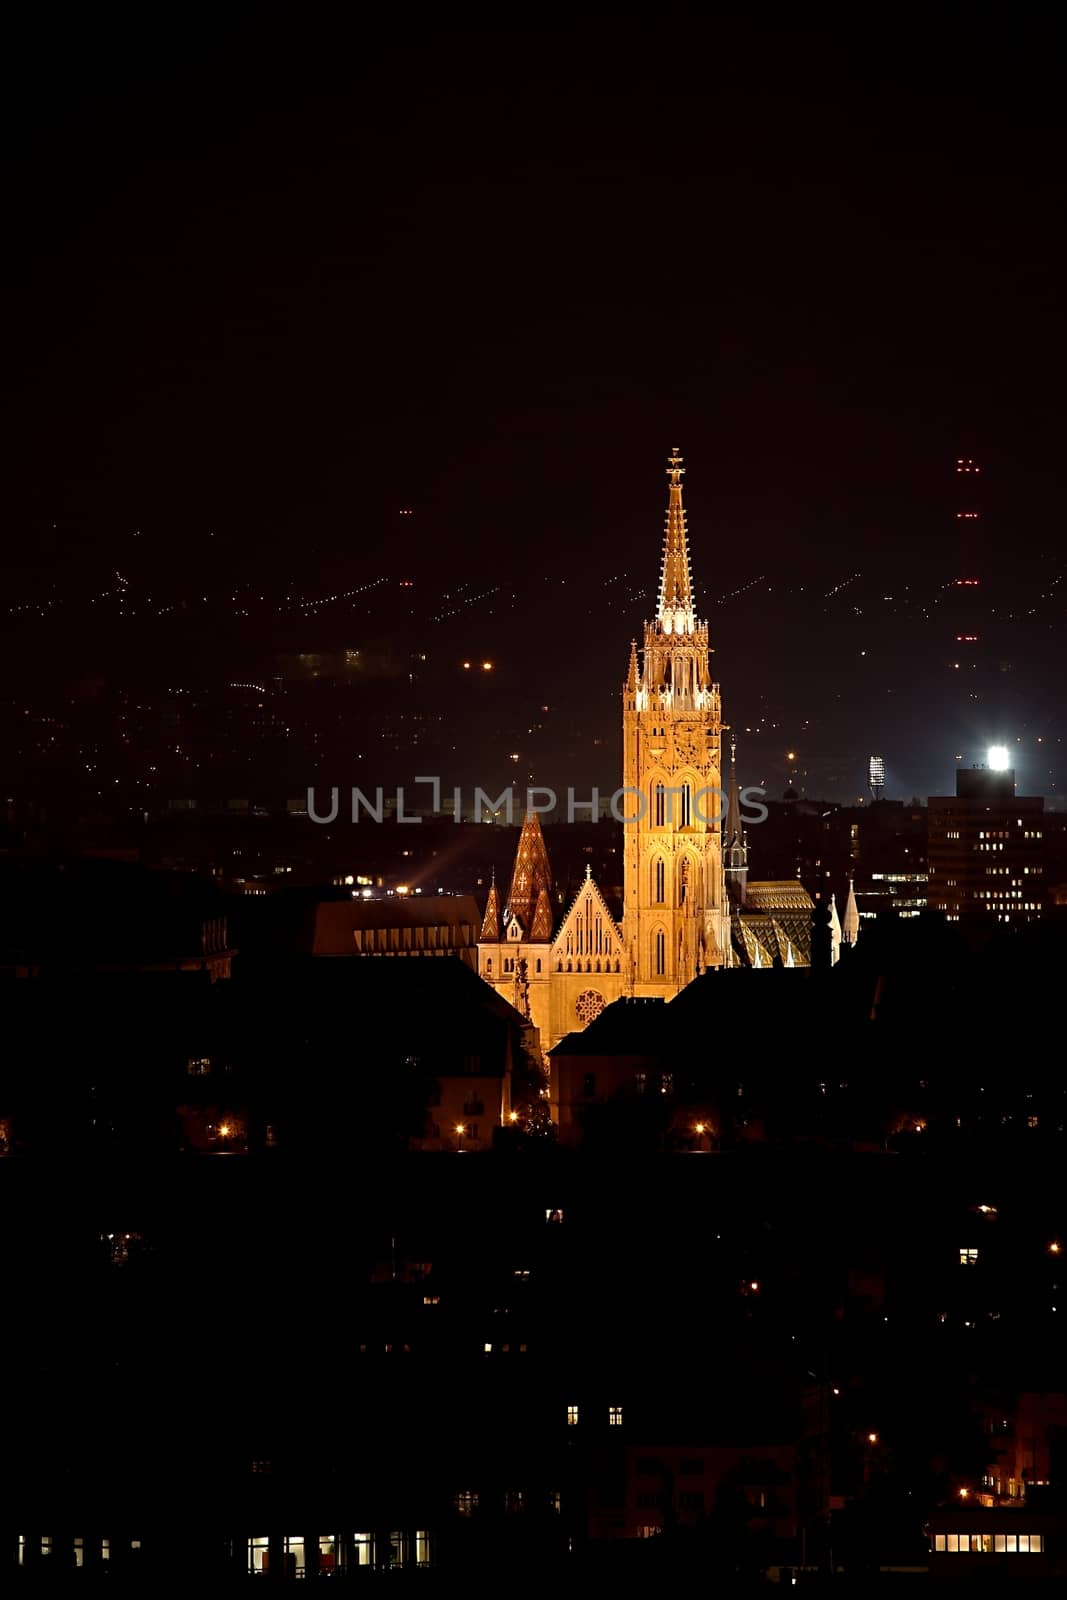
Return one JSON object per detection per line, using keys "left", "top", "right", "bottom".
{"left": 675, "top": 724, "right": 701, "bottom": 762}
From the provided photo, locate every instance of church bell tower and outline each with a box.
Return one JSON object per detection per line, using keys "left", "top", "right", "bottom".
{"left": 622, "top": 450, "right": 729, "bottom": 992}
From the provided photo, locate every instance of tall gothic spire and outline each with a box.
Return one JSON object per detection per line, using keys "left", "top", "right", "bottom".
{"left": 505, "top": 811, "right": 553, "bottom": 938}
{"left": 657, "top": 447, "right": 695, "bottom": 634}
{"left": 724, "top": 736, "right": 748, "bottom": 908}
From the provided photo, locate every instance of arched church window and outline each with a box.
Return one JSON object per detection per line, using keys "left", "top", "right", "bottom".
{"left": 653, "top": 857, "right": 665, "bottom": 903}
{"left": 654, "top": 930, "right": 666, "bottom": 977}
{"left": 681, "top": 783, "right": 692, "bottom": 827}
{"left": 653, "top": 784, "right": 665, "bottom": 827}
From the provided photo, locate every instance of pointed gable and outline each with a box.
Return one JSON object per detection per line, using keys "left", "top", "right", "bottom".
{"left": 552, "top": 868, "right": 624, "bottom": 968}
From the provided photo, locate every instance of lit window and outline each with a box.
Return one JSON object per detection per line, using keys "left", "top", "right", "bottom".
{"left": 454, "top": 1490, "right": 478, "bottom": 1516}
{"left": 248, "top": 1537, "right": 269, "bottom": 1576}
{"left": 609, "top": 1404, "right": 623, "bottom": 1426}
{"left": 546, "top": 1208, "right": 563, "bottom": 1224}
{"left": 352, "top": 1534, "right": 374, "bottom": 1567}
{"left": 959, "top": 1247, "right": 978, "bottom": 1266}
{"left": 567, "top": 1404, "right": 579, "bottom": 1426}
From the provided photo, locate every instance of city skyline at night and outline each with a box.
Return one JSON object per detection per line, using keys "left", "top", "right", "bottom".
{"left": 3, "top": 8, "right": 1067, "bottom": 1586}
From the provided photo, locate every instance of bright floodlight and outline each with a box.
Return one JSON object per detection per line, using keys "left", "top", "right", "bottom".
{"left": 987, "top": 745, "right": 1010, "bottom": 771}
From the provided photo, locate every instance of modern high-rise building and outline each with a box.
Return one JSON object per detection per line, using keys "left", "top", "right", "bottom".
{"left": 927, "top": 764, "right": 1046, "bottom": 924}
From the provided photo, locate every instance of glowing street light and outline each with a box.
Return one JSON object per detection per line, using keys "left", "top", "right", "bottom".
{"left": 867, "top": 1432, "right": 878, "bottom": 1444}
{"left": 987, "top": 745, "right": 1010, "bottom": 771}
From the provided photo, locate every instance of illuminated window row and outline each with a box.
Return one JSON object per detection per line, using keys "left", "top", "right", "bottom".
{"left": 566, "top": 1404, "right": 623, "bottom": 1426}
{"left": 454, "top": 1491, "right": 561, "bottom": 1516}
{"left": 933, "top": 1533, "right": 1042, "bottom": 1553}
{"left": 19, "top": 1538, "right": 119, "bottom": 1567}
{"left": 249, "top": 1533, "right": 426, "bottom": 1572}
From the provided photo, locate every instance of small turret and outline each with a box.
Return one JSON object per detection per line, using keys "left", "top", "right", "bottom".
{"left": 479, "top": 872, "right": 501, "bottom": 941}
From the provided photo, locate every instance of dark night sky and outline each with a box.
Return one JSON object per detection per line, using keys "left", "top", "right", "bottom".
{"left": 3, "top": 10, "right": 1065, "bottom": 800}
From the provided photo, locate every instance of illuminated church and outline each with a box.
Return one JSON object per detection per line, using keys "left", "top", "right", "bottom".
{"left": 478, "top": 450, "right": 810, "bottom": 1049}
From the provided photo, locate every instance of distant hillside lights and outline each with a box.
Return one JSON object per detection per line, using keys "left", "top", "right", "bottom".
{"left": 305, "top": 781, "right": 769, "bottom": 827}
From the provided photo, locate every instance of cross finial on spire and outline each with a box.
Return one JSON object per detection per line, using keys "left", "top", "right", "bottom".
{"left": 667, "top": 447, "right": 685, "bottom": 484}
